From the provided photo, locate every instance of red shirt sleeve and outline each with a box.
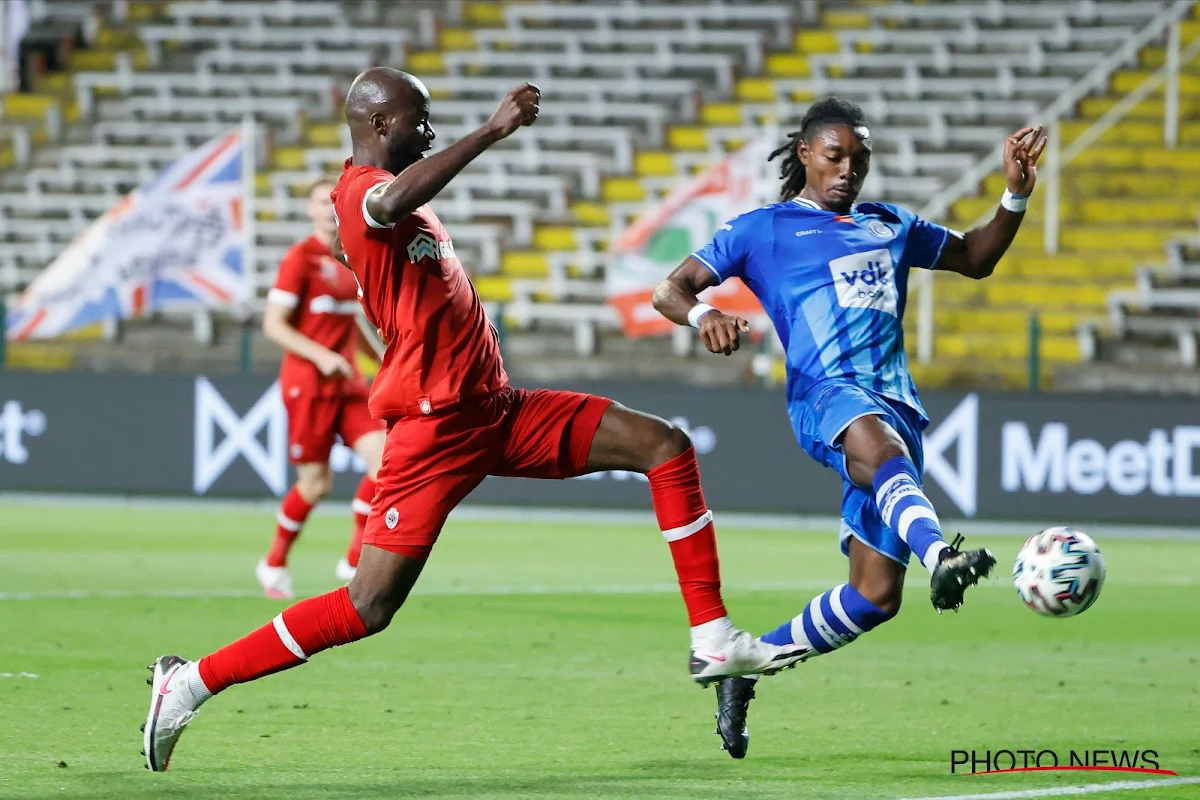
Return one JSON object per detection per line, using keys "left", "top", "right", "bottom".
{"left": 267, "top": 246, "right": 307, "bottom": 311}
{"left": 334, "top": 167, "right": 396, "bottom": 244}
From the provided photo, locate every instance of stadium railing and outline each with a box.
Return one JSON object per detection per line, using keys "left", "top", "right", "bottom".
{"left": 908, "top": 0, "right": 1199, "bottom": 367}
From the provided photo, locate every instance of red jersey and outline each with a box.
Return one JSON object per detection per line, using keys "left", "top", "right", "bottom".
{"left": 331, "top": 159, "right": 507, "bottom": 419}
{"left": 267, "top": 235, "right": 365, "bottom": 398}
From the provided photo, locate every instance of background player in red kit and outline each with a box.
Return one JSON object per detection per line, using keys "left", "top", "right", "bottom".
{"left": 257, "top": 178, "right": 387, "bottom": 598}
{"left": 141, "top": 68, "right": 809, "bottom": 771}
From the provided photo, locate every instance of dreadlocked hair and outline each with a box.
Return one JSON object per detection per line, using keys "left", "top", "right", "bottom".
{"left": 768, "top": 97, "right": 868, "bottom": 201}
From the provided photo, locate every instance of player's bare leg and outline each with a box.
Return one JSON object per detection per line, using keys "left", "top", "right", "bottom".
{"left": 842, "top": 415, "right": 994, "bottom": 611}
{"left": 143, "top": 544, "right": 417, "bottom": 771}
{"left": 338, "top": 430, "right": 386, "bottom": 582}
{"left": 258, "top": 463, "right": 335, "bottom": 598}
{"left": 714, "top": 538, "right": 904, "bottom": 758}
{"left": 585, "top": 402, "right": 810, "bottom": 685}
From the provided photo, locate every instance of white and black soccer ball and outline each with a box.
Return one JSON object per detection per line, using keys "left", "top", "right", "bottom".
{"left": 1012, "top": 527, "right": 1105, "bottom": 618}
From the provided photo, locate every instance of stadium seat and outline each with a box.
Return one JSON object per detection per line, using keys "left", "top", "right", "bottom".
{"left": 2, "top": 0, "right": 1197, "bottom": 386}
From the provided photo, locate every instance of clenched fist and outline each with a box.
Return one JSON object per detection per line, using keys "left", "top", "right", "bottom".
{"left": 487, "top": 82, "right": 540, "bottom": 139}
{"left": 698, "top": 310, "right": 750, "bottom": 356}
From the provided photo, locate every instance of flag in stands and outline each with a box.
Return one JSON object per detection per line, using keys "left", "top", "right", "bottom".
{"left": 607, "top": 139, "right": 774, "bottom": 338}
{"left": 5, "top": 129, "right": 250, "bottom": 341}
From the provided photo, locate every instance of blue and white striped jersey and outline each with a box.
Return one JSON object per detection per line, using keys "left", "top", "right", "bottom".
{"left": 692, "top": 197, "right": 955, "bottom": 422}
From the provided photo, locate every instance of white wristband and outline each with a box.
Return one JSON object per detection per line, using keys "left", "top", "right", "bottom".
{"left": 1001, "top": 189, "right": 1030, "bottom": 213}
{"left": 687, "top": 303, "right": 717, "bottom": 328}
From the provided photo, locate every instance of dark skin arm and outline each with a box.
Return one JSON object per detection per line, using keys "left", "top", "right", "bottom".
{"left": 366, "top": 83, "right": 540, "bottom": 225}
{"left": 934, "top": 125, "right": 1047, "bottom": 280}
{"left": 652, "top": 260, "right": 750, "bottom": 355}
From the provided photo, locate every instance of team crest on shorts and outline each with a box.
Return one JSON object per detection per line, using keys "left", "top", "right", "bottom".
{"left": 867, "top": 220, "right": 896, "bottom": 240}
{"left": 385, "top": 508, "right": 400, "bottom": 529}
{"left": 290, "top": 443, "right": 303, "bottom": 459}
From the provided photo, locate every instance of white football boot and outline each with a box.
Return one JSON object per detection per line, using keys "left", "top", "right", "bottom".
{"left": 141, "top": 656, "right": 202, "bottom": 771}
{"left": 689, "top": 626, "right": 811, "bottom": 687}
{"left": 334, "top": 557, "right": 357, "bottom": 583}
{"left": 256, "top": 558, "right": 293, "bottom": 599}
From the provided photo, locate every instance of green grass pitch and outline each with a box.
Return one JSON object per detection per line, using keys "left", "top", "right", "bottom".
{"left": 0, "top": 501, "right": 1197, "bottom": 799}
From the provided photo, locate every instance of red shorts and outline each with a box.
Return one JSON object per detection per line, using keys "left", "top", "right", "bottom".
{"left": 283, "top": 388, "right": 385, "bottom": 465}
{"left": 363, "top": 387, "right": 611, "bottom": 558}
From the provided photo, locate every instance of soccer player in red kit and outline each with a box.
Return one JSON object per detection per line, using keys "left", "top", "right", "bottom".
{"left": 141, "top": 68, "right": 808, "bottom": 771}
{"left": 256, "top": 178, "right": 387, "bottom": 598}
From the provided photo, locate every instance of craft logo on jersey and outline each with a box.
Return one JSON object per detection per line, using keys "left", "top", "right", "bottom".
{"left": 407, "top": 233, "right": 455, "bottom": 263}
{"left": 828, "top": 248, "right": 897, "bottom": 317}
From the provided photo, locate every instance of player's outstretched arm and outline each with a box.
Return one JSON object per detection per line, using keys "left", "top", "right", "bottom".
{"left": 365, "top": 83, "right": 540, "bottom": 226}
{"left": 935, "top": 125, "right": 1047, "bottom": 280}
{"left": 654, "top": 257, "right": 750, "bottom": 356}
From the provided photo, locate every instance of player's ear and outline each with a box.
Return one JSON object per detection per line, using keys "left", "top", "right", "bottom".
{"left": 370, "top": 112, "right": 388, "bottom": 137}
{"left": 796, "top": 137, "right": 811, "bottom": 168}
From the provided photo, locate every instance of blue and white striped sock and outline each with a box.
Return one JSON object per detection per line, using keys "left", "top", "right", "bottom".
{"left": 873, "top": 455, "right": 949, "bottom": 574}
{"left": 759, "top": 583, "right": 894, "bottom": 654}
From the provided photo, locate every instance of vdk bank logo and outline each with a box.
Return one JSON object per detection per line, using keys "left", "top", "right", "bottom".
{"left": 0, "top": 399, "right": 48, "bottom": 465}
{"left": 193, "top": 378, "right": 369, "bottom": 496}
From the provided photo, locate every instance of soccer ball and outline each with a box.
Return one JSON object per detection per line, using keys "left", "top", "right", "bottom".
{"left": 1012, "top": 527, "right": 1105, "bottom": 618}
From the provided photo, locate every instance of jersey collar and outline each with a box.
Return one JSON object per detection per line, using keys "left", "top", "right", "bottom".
{"left": 791, "top": 196, "right": 860, "bottom": 215}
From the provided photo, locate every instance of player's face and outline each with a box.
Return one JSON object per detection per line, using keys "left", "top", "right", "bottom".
{"left": 384, "top": 91, "right": 436, "bottom": 172}
{"left": 798, "top": 124, "right": 871, "bottom": 212}
{"left": 307, "top": 183, "right": 336, "bottom": 238}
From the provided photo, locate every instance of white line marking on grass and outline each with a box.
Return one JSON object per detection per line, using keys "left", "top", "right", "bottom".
{"left": 4, "top": 493, "right": 1200, "bottom": 541}
{"left": 0, "top": 576, "right": 1192, "bottom": 603}
{"left": 0, "top": 581, "right": 838, "bottom": 602}
{"left": 895, "top": 775, "right": 1200, "bottom": 800}
{"left": 0, "top": 672, "right": 39, "bottom": 678}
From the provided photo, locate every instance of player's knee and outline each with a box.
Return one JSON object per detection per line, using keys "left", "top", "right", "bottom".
{"left": 856, "top": 579, "right": 903, "bottom": 618}
{"left": 348, "top": 585, "right": 404, "bottom": 635}
{"left": 298, "top": 472, "right": 334, "bottom": 502}
{"left": 647, "top": 422, "right": 693, "bottom": 470}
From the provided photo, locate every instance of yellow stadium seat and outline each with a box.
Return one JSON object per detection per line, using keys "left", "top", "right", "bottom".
{"left": 701, "top": 103, "right": 742, "bottom": 125}
{"left": 634, "top": 151, "right": 677, "bottom": 176}
{"left": 465, "top": 2, "right": 506, "bottom": 26}
{"left": 273, "top": 147, "right": 307, "bottom": 170}
{"left": 571, "top": 202, "right": 609, "bottom": 226}
{"left": 532, "top": 227, "right": 576, "bottom": 251}
{"left": 472, "top": 275, "right": 514, "bottom": 302}
{"left": 822, "top": 10, "right": 870, "bottom": 28}
{"left": 500, "top": 251, "right": 550, "bottom": 277}
{"left": 795, "top": 30, "right": 840, "bottom": 54}
{"left": 765, "top": 54, "right": 810, "bottom": 77}
{"left": 735, "top": 77, "right": 776, "bottom": 102}
{"left": 407, "top": 52, "right": 445, "bottom": 74}
{"left": 668, "top": 126, "right": 709, "bottom": 151}
{"left": 440, "top": 28, "right": 476, "bottom": 50}
{"left": 602, "top": 178, "right": 645, "bottom": 203}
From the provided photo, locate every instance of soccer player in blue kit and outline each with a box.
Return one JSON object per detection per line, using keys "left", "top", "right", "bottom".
{"left": 653, "top": 98, "right": 1047, "bottom": 758}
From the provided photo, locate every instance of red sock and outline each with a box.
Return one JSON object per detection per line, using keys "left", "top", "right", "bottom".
{"left": 197, "top": 586, "right": 368, "bottom": 695}
{"left": 266, "top": 486, "right": 314, "bottom": 567}
{"left": 646, "top": 447, "right": 727, "bottom": 626}
{"left": 346, "top": 476, "right": 375, "bottom": 568}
